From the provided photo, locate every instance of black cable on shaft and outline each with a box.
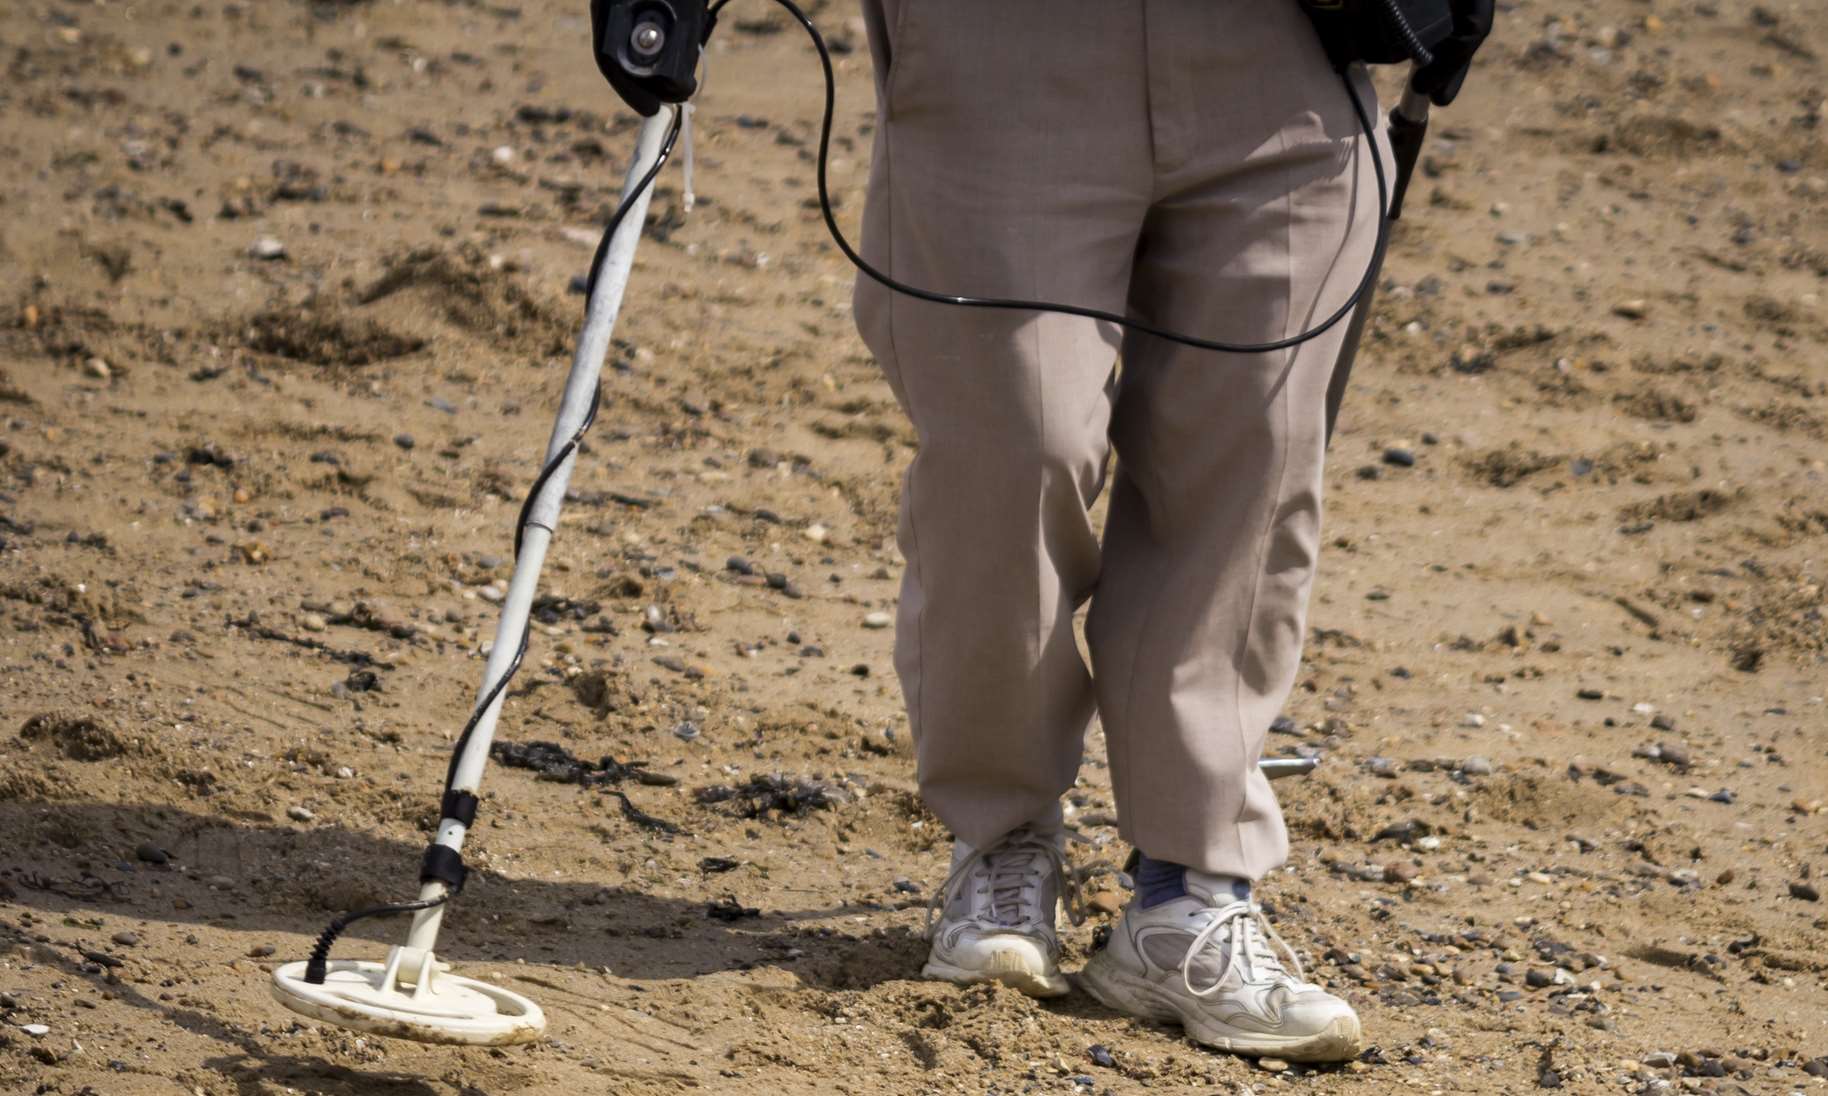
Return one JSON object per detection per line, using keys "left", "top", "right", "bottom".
{"left": 761, "top": 0, "right": 1393, "bottom": 356}
{"left": 303, "top": 117, "right": 677, "bottom": 987}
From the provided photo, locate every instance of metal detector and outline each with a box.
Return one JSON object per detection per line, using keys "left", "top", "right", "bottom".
{"left": 270, "top": 108, "right": 679, "bottom": 1046}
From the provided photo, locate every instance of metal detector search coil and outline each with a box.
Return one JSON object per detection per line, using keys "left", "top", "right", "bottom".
{"left": 273, "top": 948, "right": 544, "bottom": 1045}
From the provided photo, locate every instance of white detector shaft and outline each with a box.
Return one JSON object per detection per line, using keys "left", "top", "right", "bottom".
{"left": 272, "top": 108, "right": 677, "bottom": 1045}
{"left": 409, "top": 108, "right": 676, "bottom": 951}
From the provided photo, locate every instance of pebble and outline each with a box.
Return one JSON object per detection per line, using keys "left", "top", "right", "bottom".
{"left": 301, "top": 612, "right": 327, "bottom": 632}
{"left": 1790, "top": 882, "right": 1820, "bottom": 902}
{"left": 393, "top": 433, "right": 416, "bottom": 450}
{"left": 1525, "top": 967, "right": 1555, "bottom": 988}
{"left": 21, "top": 1023, "right": 50, "bottom": 1037}
{"left": 862, "top": 611, "right": 892, "bottom": 630}
{"left": 286, "top": 805, "right": 315, "bottom": 822}
{"left": 479, "top": 585, "right": 505, "bottom": 604}
{"left": 672, "top": 721, "right": 701, "bottom": 742}
{"left": 1088, "top": 891, "right": 1124, "bottom": 915}
{"left": 247, "top": 944, "right": 276, "bottom": 958}
{"left": 1256, "top": 1057, "right": 1290, "bottom": 1073}
{"left": 1382, "top": 447, "right": 1416, "bottom": 467}
{"left": 84, "top": 357, "right": 112, "bottom": 380}
{"left": 1460, "top": 756, "right": 1495, "bottom": 776}
{"left": 1383, "top": 862, "right": 1419, "bottom": 884}
{"left": 1642, "top": 1051, "right": 1676, "bottom": 1068}
{"left": 1612, "top": 299, "right": 1649, "bottom": 320}
{"left": 111, "top": 931, "right": 139, "bottom": 947}
{"left": 134, "top": 842, "right": 170, "bottom": 865}
{"left": 1088, "top": 1044, "right": 1116, "bottom": 1069}
{"left": 248, "top": 236, "right": 287, "bottom": 261}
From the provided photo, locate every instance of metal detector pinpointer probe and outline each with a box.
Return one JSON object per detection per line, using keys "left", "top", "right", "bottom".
{"left": 1324, "top": 79, "right": 1431, "bottom": 442}
{"left": 269, "top": 108, "right": 678, "bottom": 1046}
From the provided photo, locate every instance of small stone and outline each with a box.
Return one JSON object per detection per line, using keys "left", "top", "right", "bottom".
{"left": 84, "top": 357, "right": 112, "bottom": 380}
{"left": 862, "top": 611, "right": 892, "bottom": 630}
{"left": 286, "top": 805, "right": 315, "bottom": 822}
{"left": 672, "top": 721, "right": 701, "bottom": 742}
{"left": 1790, "top": 881, "right": 1820, "bottom": 902}
{"left": 111, "top": 931, "right": 139, "bottom": 947}
{"left": 1088, "top": 891, "right": 1124, "bottom": 915}
{"left": 1576, "top": 687, "right": 1604, "bottom": 700}
{"left": 1462, "top": 712, "right": 1487, "bottom": 728}
{"left": 248, "top": 236, "right": 287, "bottom": 260}
{"left": 804, "top": 523, "right": 830, "bottom": 545}
{"left": 479, "top": 585, "right": 505, "bottom": 604}
{"left": 134, "top": 842, "right": 170, "bottom": 865}
{"left": 1714, "top": 869, "right": 1735, "bottom": 886}
{"left": 1089, "top": 1044, "right": 1116, "bottom": 1069}
{"left": 1460, "top": 756, "right": 1495, "bottom": 776}
{"left": 726, "top": 555, "right": 755, "bottom": 575}
{"left": 1383, "top": 862, "right": 1419, "bottom": 884}
{"left": 1538, "top": 1069, "right": 1562, "bottom": 1088}
{"left": 1612, "top": 299, "right": 1649, "bottom": 320}
{"left": 1382, "top": 447, "right": 1416, "bottom": 468}
{"left": 21, "top": 1023, "right": 50, "bottom": 1037}
{"left": 393, "top": 433, "right": 416, "bottom": 450}
{"left": 1525, "top": 967, "right": 1555, "bottom": 988}
{"left": 1642, "top": 1051, "right": 1676, "bottom": 1069}
{"left": 301, "top": 613, "right": 327, "bottom": 632}
{"left": 1255, "top": 1057, "right": 1290, "bottom": 1073}
{"left": 247, "top": 944, "right": 276, "bottom": 958}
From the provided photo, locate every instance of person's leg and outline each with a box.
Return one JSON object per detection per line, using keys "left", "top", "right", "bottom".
{"left": 1079, "top": 0, "right": 1381, "bottom": 1059}
{"left": 853, "top": 0, "right": 1152, "bottom": 851}
{"left": 1086, "top": 0, "right": 1384, "bottom": 883}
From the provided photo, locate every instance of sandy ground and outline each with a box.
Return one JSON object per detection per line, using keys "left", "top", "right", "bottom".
{"left": 1, "top": 0, "right": 1826, "bottom": 1093}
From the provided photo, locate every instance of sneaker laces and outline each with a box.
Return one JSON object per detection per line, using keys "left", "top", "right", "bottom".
{"left": 1180, "top": 899, "right": 1307, "bottom": 999}
{"left": 925, "top": 827, "right": 1086, "bottom": 938}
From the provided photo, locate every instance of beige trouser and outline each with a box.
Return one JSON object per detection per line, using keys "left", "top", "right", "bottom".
{"left": 853, "top": 0, "right": 1384, "bottom": 879}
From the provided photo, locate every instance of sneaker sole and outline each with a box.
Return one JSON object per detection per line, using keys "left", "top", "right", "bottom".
{"left": 1078, "top": 951, "right": 1362, "bottom": 1063}
{"left": 923, "top": 954, "right": 1071, "bottom": 999}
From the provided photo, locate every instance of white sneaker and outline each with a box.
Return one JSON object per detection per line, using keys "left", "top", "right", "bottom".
{"left": 923, "top": 825, "right": 1080, "bottom": 998}
{"left": 1079, "top": 871, "right": 1362, "bottom": 1062}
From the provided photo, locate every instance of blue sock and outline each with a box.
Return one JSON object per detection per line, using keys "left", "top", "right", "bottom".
{"left": 1135, "top": 855, "right": 1251, "bottom": 909}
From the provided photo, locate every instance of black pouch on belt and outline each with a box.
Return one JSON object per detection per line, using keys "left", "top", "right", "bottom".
{"left": 1297, "top": 0, "right": 1456, "bottom": 71}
